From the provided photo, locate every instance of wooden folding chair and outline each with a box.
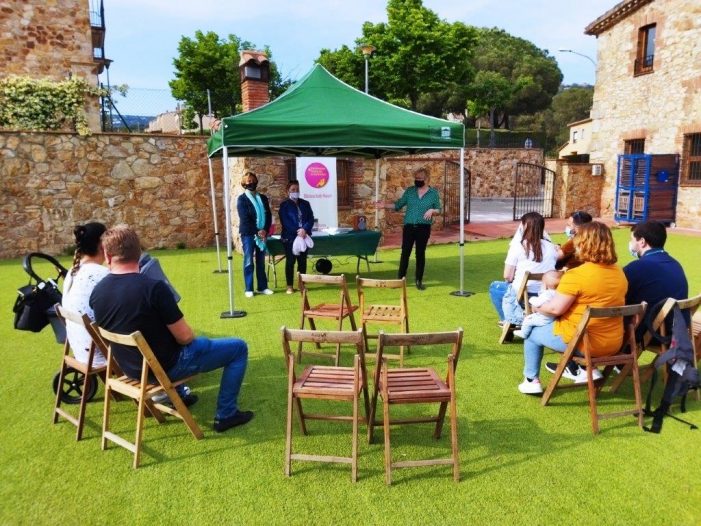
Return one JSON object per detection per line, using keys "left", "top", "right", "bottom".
{"left": 356, "top": 276, "right": 410, "bottom": 365}
{"left": 541, "top": 303, "right": 647, "bottom": 434}
{"left": 96, "top": 326, "right": 203, "bottom": 468}
{"left": 282, "top": 327, "right": 369, "bottom": 482}
{"left": 611, "top": 293, "right": 701, "bottom": 400}
{"left": 52, "top": 304, "right": 108, "bottom": 440}
{"left": 499, "top": 271, "right": 543, "bottom": 344}
{"left": 297, "top": 273, "right": 358, "bottom": 365}
{"left": 367, "top": 329, "right": 464, "bottom": 485}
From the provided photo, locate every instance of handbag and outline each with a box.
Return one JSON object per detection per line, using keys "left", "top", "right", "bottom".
{"left": 13, "top": 279, "right": 62, "bottom": 332}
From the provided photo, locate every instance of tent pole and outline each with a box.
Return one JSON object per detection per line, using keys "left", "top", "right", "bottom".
{"left": 372, "top": 157, "right": 383, "bottom": 263}
{"left": 208, "top": 157, "right": 224, "bottom": 273}
{"left": 220, "top": 147, "right": 246, "bottom": 318}
{"left": 451, "top": 147, "right": 473, "bottom": 297}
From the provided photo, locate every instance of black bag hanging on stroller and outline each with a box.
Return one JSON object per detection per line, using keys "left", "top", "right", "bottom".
{"left": 12, "top": 253, "right": 67, "bottom": 340}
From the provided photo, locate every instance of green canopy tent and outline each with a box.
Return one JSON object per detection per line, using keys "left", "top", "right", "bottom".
{"left": 206, "top": 65, "right": 470, "bottom": 317}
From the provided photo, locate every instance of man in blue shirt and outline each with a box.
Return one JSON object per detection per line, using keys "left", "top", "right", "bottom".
{"left": 624, "top": 221, "right": 688, "bottom": 339}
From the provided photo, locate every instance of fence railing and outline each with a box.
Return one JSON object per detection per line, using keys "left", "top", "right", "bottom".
{"left": 466, "top": 129, "right": 546, "bottom": 149}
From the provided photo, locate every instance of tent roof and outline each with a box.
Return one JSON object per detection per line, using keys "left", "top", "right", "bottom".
{"left": 207, "top": 64, "right": 464, "bottom": 158}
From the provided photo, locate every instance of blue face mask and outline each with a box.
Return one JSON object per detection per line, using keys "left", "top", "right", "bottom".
{"left": 564, "top": 226, "right": 574, "bottom": 238}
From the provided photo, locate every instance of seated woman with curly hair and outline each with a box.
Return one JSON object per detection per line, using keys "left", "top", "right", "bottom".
{"left": 518, "top": 221, "right": 628, "bottom": 395}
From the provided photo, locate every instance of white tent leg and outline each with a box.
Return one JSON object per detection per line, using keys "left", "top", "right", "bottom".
{"left": 220, "top": 147, "right": 246, "bottom": 318}
{"left": 207, "top": 157, "right": 224, "bottom": 273}
{"left": 451, "top": 147, "right": 473, "bottom": 297}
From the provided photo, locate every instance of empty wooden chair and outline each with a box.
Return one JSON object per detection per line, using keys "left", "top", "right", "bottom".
{"left": 297, "top": 273, "right": 358, "bottom": 365}
{"left": 53, "top": 304, "right": 108, "bottom": 440}
{"left": 356, "top": 276, "right": 410, "bottom": 365}
{"left": 282, "top": 327, "right": 369, "bottom": 482}
{"left": 499, "top": 271, "right": 543, "bottom": 344}
{"left": 368, "top": 329, "right": 464, "bottom": 485}
{"left": 541, "top": 303, "right": 647, "bottom": 434}
{"left": 97, "top": 326, "right": 203, "bottom": 468}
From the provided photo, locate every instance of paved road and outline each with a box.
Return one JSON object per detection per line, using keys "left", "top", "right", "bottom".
{"left": 469, "top": 198, "right": 514, "bottom": 222}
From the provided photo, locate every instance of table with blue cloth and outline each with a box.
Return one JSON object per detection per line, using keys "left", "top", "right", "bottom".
{"left": 266, "top": 229, "right": 381, "bottom": 286}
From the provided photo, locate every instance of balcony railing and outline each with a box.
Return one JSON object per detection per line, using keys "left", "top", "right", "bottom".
{"left": 634, "top": 54, "right": 654, "bottom": 76}
{"left": 89, "top": 0, "right": 104, "bottom": 28}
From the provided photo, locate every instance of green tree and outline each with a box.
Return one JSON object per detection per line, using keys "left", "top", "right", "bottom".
{"left": 170, "top": 31, "right": 290, "bottom": 131}
{"left": 470, "top": 28, "right": 562, "bottom": 128}
{"left": 317, "top": 0, "right": 476, "bottom": 113}
{"left": 515, "top": 85, "right": 593, "bottom": 153}
{"left": 466, "top": 71, "right": 525, "bottom": 146}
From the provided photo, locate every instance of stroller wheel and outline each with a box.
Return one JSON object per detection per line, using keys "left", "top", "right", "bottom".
{"left": 52, "top": 368, "right": 98, "bottom": 404}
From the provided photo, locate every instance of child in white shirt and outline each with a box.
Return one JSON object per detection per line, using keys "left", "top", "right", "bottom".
{"left": 514, "top": 270, "right": 562, "bottom": 339}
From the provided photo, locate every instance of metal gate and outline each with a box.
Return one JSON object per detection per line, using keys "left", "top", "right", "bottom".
{"left": 443, "top": 160, "right": 471, "bottom": 227}
{"left": 513, "top": 162, "right": 556, "bottom": 220}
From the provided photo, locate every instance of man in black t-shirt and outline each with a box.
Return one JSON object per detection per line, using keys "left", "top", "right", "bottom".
{"left": 90, "top": 225, "right": 253, "bottom": 432}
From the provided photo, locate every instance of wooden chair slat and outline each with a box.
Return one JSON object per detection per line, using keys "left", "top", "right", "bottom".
{"left": 283, "top": 327, "right": 369, "bottom": 482}
{"left": 357, "top": 277, "right": 410, "bottom": 365}
{"left": 368, "top": 329, "right": 463, "bottom": 485}
{"left": 96, "top": 325, "right": 203, "bottom": 468}
{"left": 297, "top": 273, "right": 359, "bottom": 365}
{"left": 541, "top": 302, "right": 647, "bottom": 434}
{"left": 53, "top": 304, "right": 113, "bottom": 441}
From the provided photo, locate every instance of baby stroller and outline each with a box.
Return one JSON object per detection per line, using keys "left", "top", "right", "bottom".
{"left": 12, "top": 253, "right": 98, "bottom": 404}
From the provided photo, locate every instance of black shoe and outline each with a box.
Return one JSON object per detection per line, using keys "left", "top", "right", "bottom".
{"left": 163, "top": 393, "right": 199, "bottom": 408}
{"left": 415, "top": 280, "right": 426, "bottom": 290}
{"left": 214, "top": 410, "right": 254, "bottom": 432}
{"left": 545, "top": 361, "right": 579, "bottom": 380}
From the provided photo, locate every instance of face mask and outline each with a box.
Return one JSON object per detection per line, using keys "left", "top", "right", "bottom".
{"left": 243, "top": 183, "right": 257, "bottom": 191}
{"left": 628, "top": 241, "right": 639, "bottom": 258}
{"left": 289, "top": 192, "right": 300, "bottom": 200}
{"left": 414, "top": 180, "right": 425, "bottom": 188}
{"left": 564, "top": 226, "right": 574, "bottom": 238}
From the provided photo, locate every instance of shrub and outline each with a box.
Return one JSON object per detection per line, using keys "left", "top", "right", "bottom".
{"left": 0, "top": 76, "right": 105, "bottom": 136}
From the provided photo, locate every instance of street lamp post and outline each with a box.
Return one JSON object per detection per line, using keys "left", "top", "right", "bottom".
{"left": 360, "top": 44, "right": 375, "bottom": 94}
{"left": 558, "top": 49, "right": 596, "bottom": 67}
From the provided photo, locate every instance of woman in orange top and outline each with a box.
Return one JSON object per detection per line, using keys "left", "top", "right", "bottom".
{"left": 518, "top": 222, "right": 627, "bottom": 395}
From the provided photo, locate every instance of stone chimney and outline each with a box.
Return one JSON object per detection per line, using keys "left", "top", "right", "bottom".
{"left": 239, "top": 50, "right": 270, "bottom": 112}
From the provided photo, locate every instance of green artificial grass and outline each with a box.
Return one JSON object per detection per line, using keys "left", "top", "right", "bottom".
{"left": 1, "top": 228, "right": 699, "bottom": 525}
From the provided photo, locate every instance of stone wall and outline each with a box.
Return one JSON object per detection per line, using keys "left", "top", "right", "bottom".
{"left": 553, "top": 162, "right": 603, "bottom": 218}
{"left": 0, "top": 130, "right": 223, "bottom": 259}
{"left": 1, "top": 129, "right": 548, "bottom": 259}
{"left": 0, "top": 1, "right": 100, "bottom": 131}
{"left": 589, "top": 0, "right": 701, "bottom": 228}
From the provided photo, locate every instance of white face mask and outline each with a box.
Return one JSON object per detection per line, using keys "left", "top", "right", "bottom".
{"left": 289, "top": 192, "right": 300, "bottom": 200}
{"left": 564, "top": 226, "right": 574, "bottom": 238}
{"left": 628, "top": 240, "right": 639, "bottom": 258}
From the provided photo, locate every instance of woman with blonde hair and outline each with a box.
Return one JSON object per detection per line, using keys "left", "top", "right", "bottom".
{"left": 518, "top": 221, "right": 628, "bottom": 394}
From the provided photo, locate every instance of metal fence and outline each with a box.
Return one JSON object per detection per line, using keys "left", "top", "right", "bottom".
{"left": 466, "top": 129, "right": 546, "bottom": 149}
{"left": 100, "top": 87, "right": 184, "bottom": 133}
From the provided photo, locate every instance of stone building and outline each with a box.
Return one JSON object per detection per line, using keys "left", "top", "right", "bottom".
{"left": 585, "top": 0, "right": 701, "bottom": 227}
{"left": 0, "top": 0, "right": 109, "bottom": 132}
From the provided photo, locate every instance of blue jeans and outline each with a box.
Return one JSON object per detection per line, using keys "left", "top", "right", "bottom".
{"left": 167, "top": 337, "right": 248, "bottom": 420}
{"left": 489, "top": 281, "right": 509, "bottom": 321}
{"left": 242, "top": 234, "right": 268, "bottom": 292}
{"left": 523, "top": 324, "right": 567, "bottom": 379}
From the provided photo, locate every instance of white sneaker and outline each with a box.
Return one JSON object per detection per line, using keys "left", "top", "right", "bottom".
{"left": 244, "top": 291, "right": 254, "bottom": 298}
{"left": 518, "top": 377, "right": 543, "bottom": 395}
{"left": 513, "top": 329, "right": 525, "bottom": 339}
{"left": 260, "top": 288, "right": 274, "bottom": 295}
{"left": 572, "top": 366, "right": 603, "bottom": 384}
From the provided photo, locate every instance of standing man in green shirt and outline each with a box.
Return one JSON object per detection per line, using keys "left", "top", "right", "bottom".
{"left": 377, "top": 168, "right": 441, "bottom": 290}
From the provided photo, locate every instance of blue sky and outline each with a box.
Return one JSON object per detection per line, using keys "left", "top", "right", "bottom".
{"left": 103, "top": 0, "right": 614, "bottom": 115}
